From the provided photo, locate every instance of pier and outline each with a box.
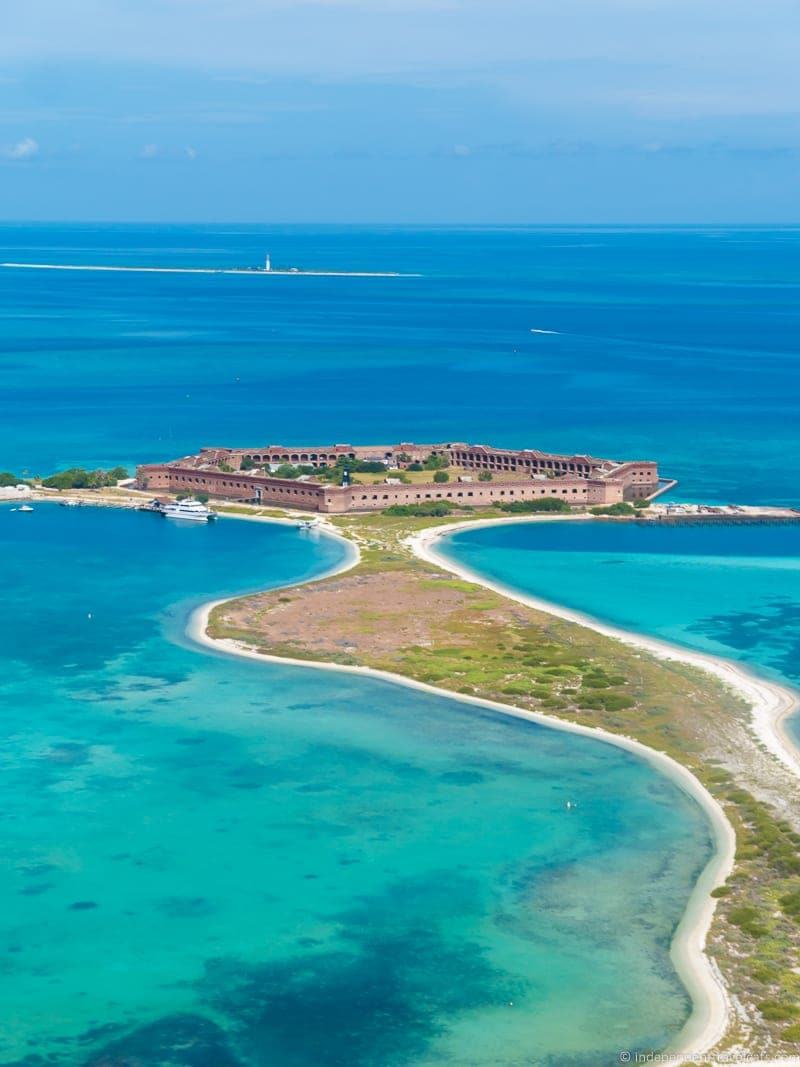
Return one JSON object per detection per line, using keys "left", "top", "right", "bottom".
{"left": 642, "top": 509, "right": 800, "bottom": 527}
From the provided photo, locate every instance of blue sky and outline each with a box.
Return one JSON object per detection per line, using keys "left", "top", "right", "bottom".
{"left": 2, "top": 0, "right": 799, "bottom": 222}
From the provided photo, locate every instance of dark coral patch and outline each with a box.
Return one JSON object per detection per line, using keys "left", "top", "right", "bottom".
{"left": 196, "top": 877, "right": 521, "bottom": 1067}
{"left": 82, "top": 1013, "right": 242, "bottom": 1067}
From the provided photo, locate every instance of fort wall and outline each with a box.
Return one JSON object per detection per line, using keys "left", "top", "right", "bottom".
{"left": 137, "top": 462, "right": 629, "bottom": 512}
{"left": 136, "top": 438, "right": 656, "bottom": 512}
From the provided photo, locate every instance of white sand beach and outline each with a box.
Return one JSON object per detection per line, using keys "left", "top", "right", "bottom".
{"left": 409, "top": 516, "right": 800, "bottom": 781}
{"left": 186, "top": 511, "right": 765, "bottom": 1063}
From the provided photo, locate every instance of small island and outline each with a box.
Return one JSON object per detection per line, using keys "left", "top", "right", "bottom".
{"left": 12, "top": 438, "right": 800, "bottom": 1061}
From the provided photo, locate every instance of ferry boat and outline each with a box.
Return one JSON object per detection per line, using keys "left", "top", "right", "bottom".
{"left": 161, "top": 499, "right": 216, "bottom": 523}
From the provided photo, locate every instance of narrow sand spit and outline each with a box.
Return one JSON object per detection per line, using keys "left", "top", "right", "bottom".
{"left": 408, "top": 515, "right": 800, "bottom": 1065}
{"left": 183, "top": 512, "right": 789, "bottom": 1062}
{"left": 410, "top": 517, "right": 800, "bottom": 780}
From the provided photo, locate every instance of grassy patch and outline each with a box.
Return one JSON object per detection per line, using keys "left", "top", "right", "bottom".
{"left": 206, "top": 509, "right": 800, "bottom": 1057}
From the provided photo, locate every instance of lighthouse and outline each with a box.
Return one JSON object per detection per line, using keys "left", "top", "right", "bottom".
{"left": 264, "top": 253, "right": 272, "bottom": 272}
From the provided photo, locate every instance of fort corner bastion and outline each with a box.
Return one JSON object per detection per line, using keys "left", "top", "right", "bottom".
{"left": 135, "top": 441, "right": 662, "bottom": 513}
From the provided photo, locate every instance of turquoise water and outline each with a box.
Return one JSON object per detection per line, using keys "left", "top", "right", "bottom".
{"left": 2, "top": 223, "right": 800, "bottom": 505}
{"left": 442, "top": 521, "right": 800, "bottom": 746}
{"left": 3, "top": 223, "right": 798, "bottom": 1063}
{"left": 0, "top": 504, "right": 712, "bottom": 1066}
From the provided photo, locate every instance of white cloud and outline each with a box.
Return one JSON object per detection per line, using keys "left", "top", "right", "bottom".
{"left": 185, "top": 145, "right": 197, "bottom": 159}
{"left": 3, "top": 136, "right": 39, "bottom": 160}
{"left": 140, "top": 142, "right": 158, "bottom": 158}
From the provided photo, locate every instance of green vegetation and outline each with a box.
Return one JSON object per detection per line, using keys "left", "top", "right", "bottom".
{"left": 352, "top": 460, "right": 387, "bottom": 473}
{"left": 497, "top": 497, "right": 572, "bottom": 514}
{"left": 218, "top": 461, "right": 234, "bottom": 473}
{"left": 314, "top": 462, "right": 354, "bottom": 485}
{"left": 780, "top": 888, "right": 800, "bottom": 919}
{"left": 208, "top": 508, "right": 800, "bottom": 1056}
{"left": 407, "top": 462, "right": 424, "bottom": 471}
{"left": 383, "top": 502, "right": 454, "bottom": 517}
{"left": 422, "top": 454, "right": 449, "bottom": 471}
{"left": 272, "top": 463, "right": 305, "bottom": 479}
{"left": 590, "top": 502, "right": 637, "bottom": 516}
{"left": 264, "top": 456, "right": 390, "bottom": 486}
{"left": 0, "top": 471, "right": 27, "bottom": 487}
{"left": 240, "top": 457, "right": 256, "bottom": 470}
{"left": 432, "top": 470, "right": 450, "bottom": 483}
{"left": 478, "top": 470, "right": 493, "bottom": 481}
{"left": 633, "top": 498, "right": 651, "bottom": 509}
{"left": 757, "top": 1000, "right": 800, "bottom": 1022}
{"left": 41, "top": 466, "right": 128, "bottom": 490}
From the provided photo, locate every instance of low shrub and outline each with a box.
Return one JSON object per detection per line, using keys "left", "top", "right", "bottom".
{"left": 728, "top": 905, "right": 768, "bottom": 938}
{"left": 497, "top": 498, "right": 572, "bottom": 514}
{"left": 758, "top": 1000, "right": 800, "bottom": 1022}
{"left": 579, "top": 692, "right": 635, "bottom": 712}
{"left": 383, "top": 502, "right": 454, "bottom": 517}
{"left": 590, "top": 502, "right": 637, "bottom": 517}
{"left": 780, "top": 888, "right": 800, "bottom": 919}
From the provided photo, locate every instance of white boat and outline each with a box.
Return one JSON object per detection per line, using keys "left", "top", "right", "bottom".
{"left": 18, "top": 504, "right": 34, "bottom": 512}
{"left": 161, "top": 499, "right": 216, "bottom": 522}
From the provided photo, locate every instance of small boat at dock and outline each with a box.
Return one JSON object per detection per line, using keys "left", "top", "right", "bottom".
{"left": 161, "top": 499, "right": 217, "bottom": 523}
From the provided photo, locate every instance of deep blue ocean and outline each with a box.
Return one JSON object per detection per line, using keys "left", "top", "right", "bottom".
{"left": 2, "top": 223, "right": 800, "bottom": 505}
{"left": 1, "top": 225, "right": 798, "bottom": 1065}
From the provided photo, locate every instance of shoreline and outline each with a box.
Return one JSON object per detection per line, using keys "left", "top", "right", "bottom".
{"left": 407, "top": 515, "right": 800, "bottom": 1064}
{"left": 410, "top": 516, "right": 800, "bottom": 780}
{"left": 29, "top": 497, "right": 797, "bottom": 1062}
{"left": 188, "top": 511, "right": 742, "bottom": 1063}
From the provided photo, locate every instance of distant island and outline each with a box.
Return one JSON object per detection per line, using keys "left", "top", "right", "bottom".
{"left": 0, "top": 254, "right": 416, "bottom": 278}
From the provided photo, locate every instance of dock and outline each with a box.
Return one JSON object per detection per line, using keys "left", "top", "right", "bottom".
{"left": 641, "top": 506, "right": 800, "bottom": 527}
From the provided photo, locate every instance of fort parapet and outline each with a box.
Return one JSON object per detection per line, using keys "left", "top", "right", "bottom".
{"left": 136, "top": 441, "right": 660, "bottom": 513}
